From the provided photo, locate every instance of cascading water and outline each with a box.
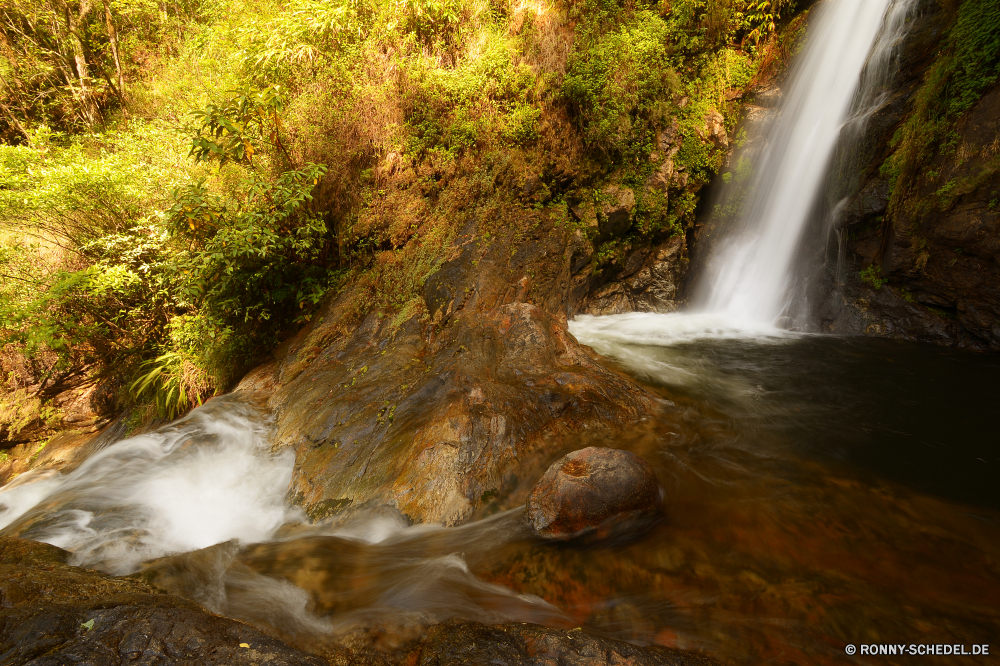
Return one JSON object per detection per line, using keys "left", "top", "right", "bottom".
{"left": 0, "top": 395, "right": 565, "bottom": 644}
{"left": 0, "top": 396, "right": 299, "bottom": 573}
{"left": 571, "top": 0, "right": 917, "bottom": 352}
{"left": 696, "top": 0, "right": 917, "bottom": 327}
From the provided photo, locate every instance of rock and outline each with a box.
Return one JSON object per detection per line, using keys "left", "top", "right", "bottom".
{"left": 598, "top": 185, "right": 635, "bottom": 239}
{"left": 405, "top": 620, "right": 722, "bottom": 666}
{"left": 656, "top": 118, "right": 680, "bottom": 152}
{"left": 570, "top": 201, "right": 599, "bottom": 231}
{"left": 0, "top": 537, "right": 339, "bottom": 666}
{"left": 699, "top": 109, "right": 728, "bottom": 149}
{"left": 580, "top": 236, "right": 688, "bottom": 316}
{"left": 752, "top": 84, "right": 782, "bottom": 107}
{"left": 525, "top": 447, "right": 660, "bottom": 539}
{"left": 568, "top": 229, "right": 594, "bottom": 274}
{"left": 582, "top": 282, "right": 633, "bottom": 316}
{"left": 645, "top": 156, "right": 675, "bottom": 194}
{"left": 820, "top": 0, "right": 1000, "bottom": 350}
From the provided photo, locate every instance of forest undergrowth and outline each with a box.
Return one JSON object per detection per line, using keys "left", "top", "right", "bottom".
{"left": 0, "top": 0, "right": 799, "bottom": 443}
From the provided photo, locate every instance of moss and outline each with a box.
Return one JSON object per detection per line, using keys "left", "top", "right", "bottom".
{"left": 884, "top": 0, "right": 1000, "bottom": 217}
{"left": 860, "top": 264, "right": 887, "bottom": 290}
{"left": 306, "top": 497, "right": 354, "bottom": 522}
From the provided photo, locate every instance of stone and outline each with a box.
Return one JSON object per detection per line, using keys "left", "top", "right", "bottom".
{"left": 656, "top": 118, "right": 680, "bottom": 152}
{"left": 599, "top": 185, "right": 635, "bottom": 239}
{"left": 570, "top": 201, "right": 599, "bottom": 230}
{"left": 698, "top": 109, "right": 728, "bottom": 149}
{"left": 404, "top": 620, "right": 722, "bottom": 666}
{"left": 525, "top": 447, "right": 661, "bottom": 539}
{"left": 0, "top": 537, "right": 339, "bottom": 666}
{"left": 752, "top": 85, "right": 782, "bottom": 108}
{"left": 644, "top": 156, "right": 674, "bottom": 194}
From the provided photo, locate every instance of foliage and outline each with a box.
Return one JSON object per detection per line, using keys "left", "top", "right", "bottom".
{"left": 0, "top": 0, "right": 811, "bottom": 426}
{"left": 860, "top": 264, "right": 887, "bottom": 290}
{"left": 0, "top": 0, "right": 207, "bottom": 141}
{"left": 883, "top": 0, "right": 1000, "bottom": 217}
{"left": 168, "top": 163, "right": 332, "bottom": 331}
{"left": 0, "top": 385, "right": 59, "bottom": 439}
{"left": 129, "top": 350, "right": 209, "bottom": 420}
{"left": 241, "top": 0, "right": 372, "bottom": 74}
{"left": 188, "top": 84, "right": 288, "bottom": 167}
{"left": 563, "top": 11, "right": 678, "bottom": 158}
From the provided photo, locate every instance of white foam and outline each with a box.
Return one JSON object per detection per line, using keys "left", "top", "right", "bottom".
{"left": 0, "top": 396, "right": 298, "bottom": 574}
{"left": 569, "top": 312, "right": 801, "bottom": 348}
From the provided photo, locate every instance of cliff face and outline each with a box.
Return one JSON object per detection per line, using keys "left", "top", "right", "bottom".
{"left": 818, "top": 0, "right": 1000, "bottom": 350}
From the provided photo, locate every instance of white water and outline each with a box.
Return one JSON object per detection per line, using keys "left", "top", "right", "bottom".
{"left": 696, "top": 0, "right": 916, "bottom": 326}
{"left": 0, "top": 396, "right": 563, "bottom": 638}
{"left": 0, "top": 396, "right": 299, "bottom": 573}
{"left": 571, "top": 0, "right": 916, "bottom": 351}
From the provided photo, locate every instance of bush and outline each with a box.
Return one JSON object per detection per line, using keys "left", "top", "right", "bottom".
{"left": 563, "top": 11, "right": 679, "bottom": 158}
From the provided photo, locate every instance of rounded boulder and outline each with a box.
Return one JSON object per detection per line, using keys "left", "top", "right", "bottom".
{"left": 526, "top": 447, "right": 660, "bottom": 539}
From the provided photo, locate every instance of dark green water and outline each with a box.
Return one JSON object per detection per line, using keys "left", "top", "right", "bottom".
{"left": 621, "top": 335, "right": 1000, "bottom": 513}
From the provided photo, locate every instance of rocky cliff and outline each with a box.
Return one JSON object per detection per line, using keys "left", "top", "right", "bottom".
{"left": 818, "top": 0, "right": 1000, "bottom": 349}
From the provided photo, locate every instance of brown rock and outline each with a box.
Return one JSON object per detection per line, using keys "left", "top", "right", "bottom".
{"left": 526, "top": 447, "right": 660, "bottom": 539}
{"left": 645, "top": 156, "right": 675, "bottom": 195}
{"left": 698, "top": 109, "right": 728, "bottom": 149}
{"left": 404, "top": 620, "right": 721, "bottom": 665}
{"left": 656, "top": 118, "right": 680, "bottom": 152}
{"left": 599, "top": 185, "right": 635, "bottom": 239}
{"left": 0, "top": 537, "right": 338, "bottom": 666}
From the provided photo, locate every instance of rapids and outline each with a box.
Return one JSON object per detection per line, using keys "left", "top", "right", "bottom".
{"left": 2, "top": 0, "right": 998, "bottom": 664}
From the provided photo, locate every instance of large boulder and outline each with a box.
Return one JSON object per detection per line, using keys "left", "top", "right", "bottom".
{"left": 525, "top": 447, "right": 660, "bottom": 539}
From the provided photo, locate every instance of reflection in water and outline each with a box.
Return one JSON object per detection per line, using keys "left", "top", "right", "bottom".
{"left": 2, "top": 325, "right": 1000, "bottom": 665}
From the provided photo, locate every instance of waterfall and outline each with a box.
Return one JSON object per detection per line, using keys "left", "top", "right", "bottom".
{"left": 695, "top": 0, "right": 917, "bottom": 326}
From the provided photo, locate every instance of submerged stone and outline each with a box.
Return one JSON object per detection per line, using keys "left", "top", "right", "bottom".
{"left": 526, "top": 447, "right": 660, "bottom": 539}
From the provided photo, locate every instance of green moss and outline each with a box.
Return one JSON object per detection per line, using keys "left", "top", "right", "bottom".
{"left": 860, "top": 264, "right": 887, "bottom": 290}
{"left": 884, "top": 0, "right": 1000, "bottom": 216}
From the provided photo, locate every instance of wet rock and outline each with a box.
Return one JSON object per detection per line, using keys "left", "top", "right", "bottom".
{"left": 598, "top": 185, "right": 635, "bottom": 239}
{"left": 262, "top": 298, "right": 656, "bottom": 527}
{"left": 405, "top": 620, "right": 721, "bottom": 665}
{"left": 820, "top": 0, "right": 1000, "bottom": 350}
{"left": 583, "top": 282, "right": 633, "bottom": 316}
{"left": 0, "top": 537, "right": 338, "bottom": 666}
{"left": 580, "top": 236, "right": 687, "bottom": 315}
{"left": 525, "top": 447, "right": 660, "bottom": 539}
{"left": 751, "top": 84, "right": 782, "bottom": 108}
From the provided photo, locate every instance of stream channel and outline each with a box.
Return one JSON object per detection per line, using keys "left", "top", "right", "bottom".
{"left": 1, "top": 318, "right": 999, "bottom": 665}
{"left": 2, "top": 0, "right": 999, "bottom": 661}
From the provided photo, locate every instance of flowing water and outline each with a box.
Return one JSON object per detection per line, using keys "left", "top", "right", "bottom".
{"left": 2, "top": 335, "right": 998, "bottom": 664}
{"left": 697, "top": 0, "right": 917, "bottom": 326}
{"left": 3, "top": 1, "right": 999, "bottom": 664}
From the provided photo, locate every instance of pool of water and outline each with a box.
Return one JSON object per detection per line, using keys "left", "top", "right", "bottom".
{"left": 2, "top": 318, "right": 998, "bottom": 665}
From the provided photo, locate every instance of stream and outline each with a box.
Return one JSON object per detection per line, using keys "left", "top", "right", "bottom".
{"left": 2, "top": 0, "right": 998, "bottom": 662}
{"left": 1, "top": 324, "right": 998, "bottom": 664}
